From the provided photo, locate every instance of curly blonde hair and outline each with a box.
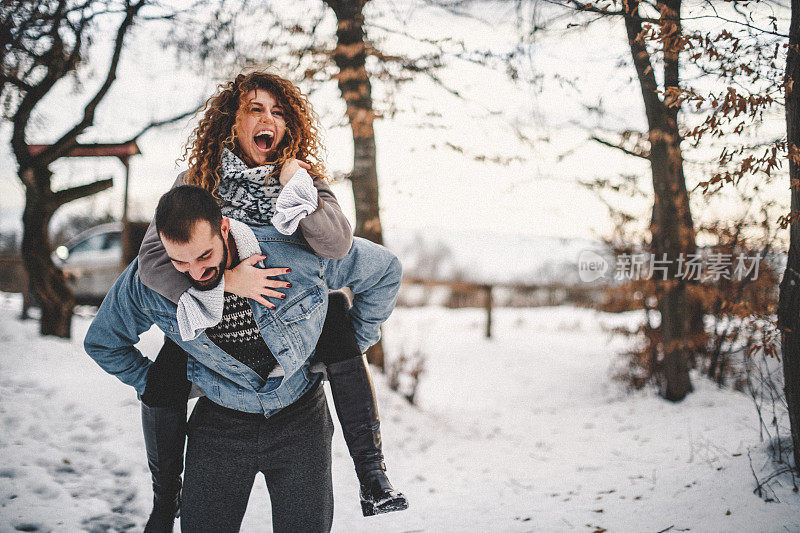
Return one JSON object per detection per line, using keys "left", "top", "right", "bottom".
{"left": 181, "top": 70, "right": 327, "bottom": 195}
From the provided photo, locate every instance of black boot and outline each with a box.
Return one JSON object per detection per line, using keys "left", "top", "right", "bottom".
{"left": 141, "top": 402, "right": 186, "bottom": 532}
{"left": 358, "top": 466, "right": 408, "bottom": 517}
{"left": 327, "top": 355, "right": 409, "bottom": 516}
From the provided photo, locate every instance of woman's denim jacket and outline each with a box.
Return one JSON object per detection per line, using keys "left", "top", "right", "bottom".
{"left": 84, "top": 226, "right": 402, "bottom": 418}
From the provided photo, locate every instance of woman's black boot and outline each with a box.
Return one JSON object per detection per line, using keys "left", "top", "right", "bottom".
{"left": 326, "top": 355, "right": 409, "bottom": 516}
{"left": 141, "top": 401, "right": 185, "bottom": 532}
{"left": 140, "top": 337, "right": 191, "bottom": 533}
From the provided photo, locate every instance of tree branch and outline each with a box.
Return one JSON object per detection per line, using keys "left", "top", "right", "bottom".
{"left": 38, "top": 0, "right": 144, "bottom": 166}
{"left": 591, "top": 135, "right": 650, "bottom": 159}
{"left": 0, "top": 74, "right": 34, "bottom": 93}
{"left": 562, "top": 0, "right": 625, "bottom": 17}
{"left": 127, "top": 102, "right": 204, "bottom": 142}
{"left": 10, "top": 56, "right": 62, "bottom": 168}
{"left": 9, "top": 2, "right": 75, "bottom": 167}
{"left": 686, "top": 12, "right": 787, "bottom": 39}
{"left": 623, "top": 0, "right": 665, "bottom": 128}
{"left": 52, "top": 178, "right": 114, "bottom": 207}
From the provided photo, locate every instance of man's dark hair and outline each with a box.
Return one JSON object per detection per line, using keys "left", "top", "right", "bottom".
{"left": 155, "top": 185, "right": 222, "bottom": 243}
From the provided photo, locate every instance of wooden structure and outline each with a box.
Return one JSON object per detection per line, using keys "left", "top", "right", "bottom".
{"left": 28, "top": 141, "right": 142, "bottom": 263}
{"left": 27, "top": 141, "right": 141, "bottom": 224}
{"left": 401, "top": 276, "right": 606, "bottom": 338}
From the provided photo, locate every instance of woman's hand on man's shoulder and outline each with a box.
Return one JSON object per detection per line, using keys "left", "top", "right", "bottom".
{"left": 278, "top": 159, "right": 312, "bottom": 186}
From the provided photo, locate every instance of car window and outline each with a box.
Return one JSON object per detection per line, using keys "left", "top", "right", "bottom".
{"left": 68, "top": 234, "right": 107, "bottom": 255}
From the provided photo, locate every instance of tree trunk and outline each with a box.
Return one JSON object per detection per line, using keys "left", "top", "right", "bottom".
{"left": 649, "top": 126, "right": 694, "bottom": 400}
{"left": 325, "top": 0, "right": 385, "bottom": 369}
{"left": 777, "top": 0, "right": 800, "bottom": 473}
{"left": 624, "top": 0, "right": 695, "bottom": 401}
{"left": 325, "top": 0, "right": 383, "bottom": 246}
{"left": 20, "top": 167, "right": 74, "bottom": 338}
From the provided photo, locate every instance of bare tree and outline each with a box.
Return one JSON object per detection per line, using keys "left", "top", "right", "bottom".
{"left": 509, "top": 0, "right": 697, "bottom": 400}
{"left": 322, "top": 0, "right": 388, "bottom": 367}
{"left": 2, "top": 0, "right": 191, "bottom": 337}
{"left": 777, "top": 0, "right": 800, "bottom": 473}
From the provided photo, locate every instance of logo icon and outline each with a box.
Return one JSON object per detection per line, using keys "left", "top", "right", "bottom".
{"left": 578, "top": 250, "right": 609, "bottom": 283}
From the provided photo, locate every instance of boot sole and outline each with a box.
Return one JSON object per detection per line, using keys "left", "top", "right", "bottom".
{"left": 361, "top": 495, "right": 409, "bottom": 516}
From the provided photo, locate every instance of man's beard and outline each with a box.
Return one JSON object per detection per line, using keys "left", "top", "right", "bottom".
{"left": 188, "top": 241, "right": 228, "bottom": 291}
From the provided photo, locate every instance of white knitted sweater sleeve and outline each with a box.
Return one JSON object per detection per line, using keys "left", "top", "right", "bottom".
{"left": 272, "top": 169, "right": 319, "bottom": 235}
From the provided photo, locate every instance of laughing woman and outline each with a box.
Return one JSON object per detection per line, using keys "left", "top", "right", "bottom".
{"left": 137, "top": 71, "right": 407, "bottom": 531}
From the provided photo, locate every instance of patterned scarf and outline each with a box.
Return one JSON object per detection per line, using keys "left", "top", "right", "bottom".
{"left": 217, "top": 149, "right": 282, "bottom": 225}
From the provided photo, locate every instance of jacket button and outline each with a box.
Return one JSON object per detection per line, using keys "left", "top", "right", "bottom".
{"left": 202, "top": 343, "right": 209, "bottom": 349}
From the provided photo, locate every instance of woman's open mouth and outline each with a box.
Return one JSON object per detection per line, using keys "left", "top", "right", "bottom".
{"left": 253, "top": 130, "right": 275, "bottom": 153}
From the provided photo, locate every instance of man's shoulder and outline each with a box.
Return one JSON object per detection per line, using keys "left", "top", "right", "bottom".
{"left": 113, "top": 258, "right": 175, "bottom": 312}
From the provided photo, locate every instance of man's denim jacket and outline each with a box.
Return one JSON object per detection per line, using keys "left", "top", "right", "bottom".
{"left": 84, "top": 226, "right": 402, "bottom": 417}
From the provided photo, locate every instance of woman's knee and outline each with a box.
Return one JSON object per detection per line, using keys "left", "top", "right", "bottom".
{"left": 327, "top": 290, "right": 350, "bottom": 314}
{"left": 141, "top": 338, "right": 191, "bottom": 407}
{"left": 315, "top": 292, "right": 361, "bottom": 364}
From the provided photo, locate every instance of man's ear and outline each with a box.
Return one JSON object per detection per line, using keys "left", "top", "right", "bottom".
{"left": 220, "top": 217, "right": 231, "bottom": 240}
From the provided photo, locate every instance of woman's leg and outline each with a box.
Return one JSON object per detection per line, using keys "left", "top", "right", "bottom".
{"left": 314, "top": 291, "right": 408, "bottom": 516}
{"left": 140, "top": 336, "right": 192, "bottom": 532}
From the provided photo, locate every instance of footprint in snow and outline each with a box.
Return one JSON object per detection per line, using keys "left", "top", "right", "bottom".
{"left": 25, "top": 424, "right": 49, "bottom": 441}
{"left": 81, "top": 513, "right": 137, "bottom": 533}
{"left": 11, "top": 521, "right": 51, "bottom": 533}
{"left": 68, "top": 430, "right": 104, "bottom": 444}
{"left": 3, "top": 415, "right": 23, "bottom": 430}
{"left": 85, "top": 416, "right": 105, "bottom": 432}
{"left": 0, "top": 467, "right": 18, "bottom": 478}
{"left": 30, "top": 481, "right": 62, "bottom": 500}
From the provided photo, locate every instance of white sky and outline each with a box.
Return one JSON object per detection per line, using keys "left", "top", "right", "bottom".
{"left": 0, "top": 0, "right": 791, "bottom": 246}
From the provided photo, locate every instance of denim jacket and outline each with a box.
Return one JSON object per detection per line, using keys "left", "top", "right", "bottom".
{"left": 84, "top": 226, "right": 402, "bottom": 417}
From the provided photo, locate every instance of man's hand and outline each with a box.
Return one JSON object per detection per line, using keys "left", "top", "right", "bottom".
{"left": 278, "top": 158, "right": 311, "bottom": 187}
{"left": 225, "top": 254, "right": 292, "bottom": 309}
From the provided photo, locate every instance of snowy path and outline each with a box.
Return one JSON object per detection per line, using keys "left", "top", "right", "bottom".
{"left": 0, "top": 294, "right": 798, "bottom": 532}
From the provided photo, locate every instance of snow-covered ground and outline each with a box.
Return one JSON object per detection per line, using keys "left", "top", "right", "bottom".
{"left": 0, "top": 293, "right": 798, "bottom": 532}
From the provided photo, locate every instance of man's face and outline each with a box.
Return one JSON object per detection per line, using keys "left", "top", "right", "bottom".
{"left": 235, "top": 89, "right": 288, "bottom": 167}
{"left": 161, "top": 219, "right": 231, "bottom": 291}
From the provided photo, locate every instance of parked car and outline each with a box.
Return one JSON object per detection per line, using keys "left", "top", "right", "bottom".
{"left": 52, "top": 223, "right": 124, "bottom": 305}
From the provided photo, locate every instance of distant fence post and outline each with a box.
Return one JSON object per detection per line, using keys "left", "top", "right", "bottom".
{"left": 399, "top": 277, "right": 604, "bottom": 339}
{"left": 483, "top": 284, "right": 493, "bottom": 339}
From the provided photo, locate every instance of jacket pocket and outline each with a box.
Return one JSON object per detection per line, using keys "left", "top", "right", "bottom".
{"left": 148, "top": 309, "right": 178, "bottom": 335}
{"left": 275, "top": 285, "right": 324, "bottom": 324}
